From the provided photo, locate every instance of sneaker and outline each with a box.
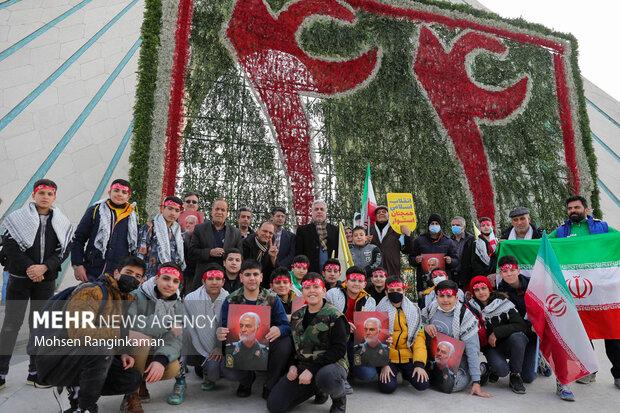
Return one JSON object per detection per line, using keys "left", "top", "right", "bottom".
{"left": 138, "top": 380, "right": 150, "bottom": 403}
{"left": 0, "top": 376, "right": 5, "bottom": 390}
{"left": 556, "top": 382, "right": 575, "bottom": 402}
{"left": 537, "top": 354, "right": 552, "bottom": 377}
{"left": 120, "top": 392, "right": 144, "bottom": 413}
{"left": 614, "top": 378, "right": 620, "bottom": 390}
{"left": 201, "top": 377, "right": 216, "bottom": 391}
{"left": 329, "top": 396, "right": 346, "bottom": 413}
{"left": 314, "top": 392, "right": 329, "bottom": 404}
{"left": 344, "top": 380, "right": 353, "bottom": 395}
{"left": 489, "top": 372, "right": 499, "bottom": 383}
{"left": 262, "top": 385, "right": 270, "bottom": 400}
{"left": 166, "top": 377, "right": 186, "bottom": 405}
{"left": 576, "top": 373, "right": 596, "bottom": 384}
{"left": 236, "top": 383, "right": 252, "bottom": 398}
{"left": 479, "top": 362, "right": 489, "bottom": 386}
{"left": 509, "top": 373, "right": 526, "bottom": 394}
{"left": 26, "top": 372, "right": 52, "bottom": 388}
{"left": 61, "top": 386, "right": 79, "bottom": 413}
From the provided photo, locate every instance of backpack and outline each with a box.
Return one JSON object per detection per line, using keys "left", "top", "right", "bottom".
{"left": 460, "top": 301, "right": 488, "bottom": 347}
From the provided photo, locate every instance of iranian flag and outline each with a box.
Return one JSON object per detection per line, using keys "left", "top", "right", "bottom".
{"left": 525, "top": 233, "right": 598, "bottom": 385}
{"left": 498, "top": 232, "right": 620, "bottom": 339}
{"left": 360, "top": 163, "right": 377, "bottom": 228}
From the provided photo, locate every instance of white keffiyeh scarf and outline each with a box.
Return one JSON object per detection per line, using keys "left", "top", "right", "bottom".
{"left": 422, "top": 300, "right": 479, "bottom": 342}
{"left": 376, "top": 296, "right": 421, "bottom": 348}
{"left": 508, "top": 226, "right": 533, "bottom": 240}
{"left": 93, "top": 200, "right": 138, "bottom": 257}
{"left": 3, "top": 202, "right": 73, "bottom": 255}
{"left": 153, "top": 213, "right": 185, "bottom": 269}
{"left": 468, "top": 297, "right": 516, "bottom": 320}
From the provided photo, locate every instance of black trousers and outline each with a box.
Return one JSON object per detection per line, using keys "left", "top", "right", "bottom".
{"left": 605, "top": 339, "right": 620, "bottom": 379}
{"left": 0, "top": 276, "right": 55, "bottom": 374}
{"left": 37, "top": 354, "right": 141, "bottom": 410}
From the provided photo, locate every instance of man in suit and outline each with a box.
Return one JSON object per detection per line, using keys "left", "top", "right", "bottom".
{"left": 189, "top": 198, "right": 243, "bottom": 280}
{"left": 295, "top": 200, "right": 338, "bottom": 273}
{"left": 369, "top": 205, "right": 406, "bottom": 277}
{"left": 242, "top": 222, "right": 278, "bottom": 288}
{"left": 270, "top": 207, "right": 296, "bottom": 269}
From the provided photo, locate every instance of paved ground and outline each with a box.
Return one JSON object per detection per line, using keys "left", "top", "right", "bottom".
{"left": 1, "top": 340, "right": 619, "bottom": 412}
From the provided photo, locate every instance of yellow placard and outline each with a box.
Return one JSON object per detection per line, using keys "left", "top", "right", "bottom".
{"left": 386, "top": 192, "right": 417, "bottom": 234}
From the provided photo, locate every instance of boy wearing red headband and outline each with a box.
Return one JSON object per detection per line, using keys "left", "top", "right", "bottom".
{"left": 326, "top": 266, "right": 376, "bottom": 382}
{"left": 321, "top": 258, "right": 342, "bottom": 290}
{"left": 122, "top": 263, "right": 184, "bottom": 411}
{"left": 137, "top": 196, "right": 186, "bottom": 280}
{"left": 468, "top": 275, "right": 529, "bottom": 394}
{"left": 72, "top": 179, "right": 139, "bottom": 281}
{"left": 365, "top": 267, "right": 388, "bottom": 303}
{"left": 270, "top": 267, "right": 297, "bottom": 315}
{"left": 168, "top": 263, "right": 230, "bottom": 405}
{"left": 0, "top": 179, "right": 73, "bottom": 388}
{"left": 461, "top": 217, "right": 498, "bottom": 287}
{"left": 267, "top": 273, "right": 349, "bottom": 413}
{"left": 375, "top": 276, "right": 429, "bottom": 394}
{"left": 289, "top": 255, "right": 310, "bottom": 295}
{"left": 419, "top": 269, "right": 465, "bottom": 310}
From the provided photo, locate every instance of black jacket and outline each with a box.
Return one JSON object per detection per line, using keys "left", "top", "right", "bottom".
{"left": 497, "top": 274, "right": 532, "bottom": 331}
{"left": 295, "top": 222, "right": 338, "bottom": 273}
{"left": 472, "top": 292, "right": 528, "bottom": 346}
{"left": 500, "top": 223, "right": 543, "bottom": 240}
{"left": 275, "top": 229, "right": 296, "bottom": 269}
{"left": 460, "top": 236, "right": 496, "bottom": 288}
{"left": 242, "top": 234, "right": 275, "bottom": 288}
{"left": 2, "top": 210, "right": 69, "bottom": 281}
{"left": 189, "top": 221, "right": 243, "bottom": 279}
{"left": 407, "top": 233, "right": 459, "bottom": 292}
{"left": 370, "top": 224, "right": 406, "bottom": 277}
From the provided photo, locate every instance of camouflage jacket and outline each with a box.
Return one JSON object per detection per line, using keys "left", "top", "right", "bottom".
{"left": 227, "top": 287, "right": 277, "bottom": 306}
{"left": 290, "top": 302, "right": 348, "bottom": 373}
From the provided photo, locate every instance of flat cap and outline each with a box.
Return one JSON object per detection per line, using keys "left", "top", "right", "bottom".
{"left": 509, "top": 207, "right": 530, "bottom": 218}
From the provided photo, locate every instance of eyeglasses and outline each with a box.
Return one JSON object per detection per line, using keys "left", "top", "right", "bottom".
{"left": 184, "top": 200, "right": 198, "bottom": 204}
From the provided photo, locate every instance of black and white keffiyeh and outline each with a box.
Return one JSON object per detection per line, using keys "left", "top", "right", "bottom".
{"left": 3, "top": 202, "right": 73, "bottom": 255}
{"left": 153, "top": 213, "right": 185, "bottom": 269}
{"left": 376, "top": 296, "right": 421, "bottom": 347}
{"left": 93, "top": 200, "right": 138, "bottom": 257}
{"left": 422, "top": 300, "right": 479, "bottom": 342}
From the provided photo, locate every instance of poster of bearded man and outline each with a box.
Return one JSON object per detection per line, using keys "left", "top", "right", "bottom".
{"left": 353, "top": 312, "right": 390, "bottom": 367}
{"left": 431, "top": 332, "right": 465, "bottom": 373}
{"left": 225, "top": 304, "right": 270, "bottom": 370}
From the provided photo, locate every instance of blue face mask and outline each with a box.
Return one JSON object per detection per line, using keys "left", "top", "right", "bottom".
{"left": 429, "top": 224, "right": 441, "bottom": 234}
{"left": 451, "top": 225, "right": 462, "bottom": 235}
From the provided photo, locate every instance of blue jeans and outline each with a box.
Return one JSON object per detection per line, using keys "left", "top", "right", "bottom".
{"left": 1, "top": 270, "right": 9, "bottom": 303}
{"left": 483, "top": 331, "right": 528, "bottom": 377}
{"left": 378, "top": 361, "right": 429, "bottom": 394}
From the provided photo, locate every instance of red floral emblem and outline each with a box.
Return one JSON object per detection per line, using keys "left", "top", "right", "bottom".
{"left": 568, "top": 275, "right": 593, "bottom": 300}
{"left": 546, "top": 293, "right": 567, "bottom": 317}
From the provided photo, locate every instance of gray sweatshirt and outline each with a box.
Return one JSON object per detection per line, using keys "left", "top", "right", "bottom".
{"left": 350, "top": 243, "right": 382, "bottom": 274}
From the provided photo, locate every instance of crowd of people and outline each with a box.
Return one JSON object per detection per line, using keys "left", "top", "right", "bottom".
{"left": 0, "top": 178, "right": 618, "bottom": 413}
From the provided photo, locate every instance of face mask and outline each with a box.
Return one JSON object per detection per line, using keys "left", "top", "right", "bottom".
{"left": 118, "top": 274, "right": 140, "bottom": 293}
{"left": 432, "top": 276, "right": 447, "bottom": 286}
{"left": 429, "top": 224, "right": 441, "bottom": 234}
{"left": 438, "top": 302, "right": 456, "bottom": 313}
{"left": 388, "top": 292, "right": 403, "bottom": 304}
{"left": 451, "top": 225, "right": 462, "bottom": 235}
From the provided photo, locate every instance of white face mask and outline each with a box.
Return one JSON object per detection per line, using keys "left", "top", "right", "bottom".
{"left": 432, "top": 276, "right": 447, "bottom": 286}
{"left": 438, "top": 303, "right": 456, "bottom": 313}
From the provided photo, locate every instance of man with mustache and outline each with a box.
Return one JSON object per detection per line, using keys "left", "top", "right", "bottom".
{"left": 226, "top": 312, "right": 268, "bottom": 371}
{"left": 353, "top": 317, "right": 389, "bottom": 367}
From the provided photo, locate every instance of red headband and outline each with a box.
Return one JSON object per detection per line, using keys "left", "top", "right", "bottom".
{"left": 372, "top": 270, "right": 387, "bottom": 277}
{"left": 158, "top": 266, "right": 182, "bottom": 281}
{"left": 436, "top": 288, "right": 457, "bottom": 297}
{"left": 386, "top": 281, "right": 406, "bottom": 289}
{"left": 324, "top": 263, "right": 341, "bottom": 272}
{"left": 163, "top": 200, "right": 183, "bottom": 210}
{"left": 272, "top": 275, "right": 291, "bottom": 284}
{"left": 431, "top": 270, "right": 448, "bottom": 278}
{"left": 292, "top": 262, "right": 309, "bottom": 269}
{"left": 202, "top": 270, "right": 224, "bottom": 281}
{"left": 346, "top": 272, "right": 366, "bottom": 282}
{"left": 110, "top": 183, "right": 131, "bottom": 193}
{"left": 33, "top": 184, "right": 56, "bottom": 194}
{"left": 302, "top": 278, "right": 325, "bottom": 289}
{"left": 479, "top": 219, "right": 493, "bottom": 225}
{"left": 500, "top": 263, "right": 519, "bottom": 272}
{"left": 468, "top": 275, "right": 493, "bottom": 293}
{"left": 472, "top": 282, "right": 488, "bottom": 291}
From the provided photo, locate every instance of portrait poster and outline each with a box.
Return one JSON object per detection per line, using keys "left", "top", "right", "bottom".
{"left": 421, "top": 253, "right": 446, "bottom": 273}
{"left": 178, "top": 210, "right": 204, "bottom": 231}
{"left": 352, "top": 311, "right": 390, "bottom": 367}
{"left": 430, "top": 332, "right": 465, "bottom": 373}
{"left": 225, "top": 304, "right": 270, "bottom": 371}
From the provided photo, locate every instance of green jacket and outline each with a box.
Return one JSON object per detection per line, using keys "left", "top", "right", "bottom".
{"left": 290, "top": 302, "right": 349, "bottom": 373}
{"left": 227, "top": 287, "right": 277, "bottom": 306}
{"left": 127, "top": 278, "right": 184, "bottom": 364}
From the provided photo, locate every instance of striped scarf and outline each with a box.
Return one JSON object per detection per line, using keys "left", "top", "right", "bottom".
{"left": 315, "top": 220, "right": 328, "bottom": 250}
{"left": 93, "top": 200, "right": 138, "bottom": 257}
{"left": 153, "top": 213, "right": 185, "bottom": 269}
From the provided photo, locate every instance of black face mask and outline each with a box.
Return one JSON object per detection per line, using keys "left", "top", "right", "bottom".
{"left": 388, "top": 292, "right": 403, "bottom": 304}
{"left": 117, "top": 274, "right": 140, "bottom": 293}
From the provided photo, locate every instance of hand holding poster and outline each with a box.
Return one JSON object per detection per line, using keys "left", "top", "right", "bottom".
{"left": 225, "top": 304, "right": 270, "bottom": 371}
{"left": 353, "top": 312, "right": 390, "bottom": 367}
{"left": 421, "top": 253, "right": 446, "bottom": 273}
{"left": 431, "top": 332, "right": 465, "bottom": 373}
{"left": 386, "top": 193, "right": 417, "bottom": 234}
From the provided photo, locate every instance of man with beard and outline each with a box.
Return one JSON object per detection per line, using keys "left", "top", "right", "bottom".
{"left": 354, "top": 317, "right": 389, "bottom": 367}
{"left": 460, "top": 217, "right": 498, "bottom": 288}
{"left": 295, "top": 201, "right": 338, "bottom": 273}
{"left": 436, "top": 341, "right": 455, "bottom": 368}
{"left": 226, "top": 312, "right": 269, "bottom": 371}
{"left": 370, "top": 206, "right": 406, "bottom": 277}
{"left": 550, "top": 195, "right": 619, "bottom": 390}
{"left": 242, "top": 222, "right": 278, "bottom": 288}
{"left": 500, "top": 207, "right": 543, "bottom": 240}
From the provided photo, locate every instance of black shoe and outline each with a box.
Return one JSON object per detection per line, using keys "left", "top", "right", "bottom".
{"left": 236, "top": 383, "right": 252, "bottom": 398}
{"left": 489, "top": 372, "right": 499, "bottom": 383}
{"left": 314, "top": 392, "right": 329, "bottom": 404}
{"left": 262, "top": 385, "right": 270, "bottom": 400}
{"left": 479, "top": 362, "right": 489, "bottom": 386}
{"left": 0, "top": 377, "right": 5, "bottom": 390}
{"left": 329, "top": 396, "right": 346, "bottom": 413}
{"left": 61, "top": 386, "right": 79, "bottom": 413}
{"left": 509, "top": 373, "right": 526, "bottom": 394}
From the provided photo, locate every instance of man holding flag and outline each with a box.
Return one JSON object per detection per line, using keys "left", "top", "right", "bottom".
{"left": 549, "top": 195, "right": 619, "bottom": 389}
{"left": 525, "top": 233, "right": 599, "bottom": 400}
